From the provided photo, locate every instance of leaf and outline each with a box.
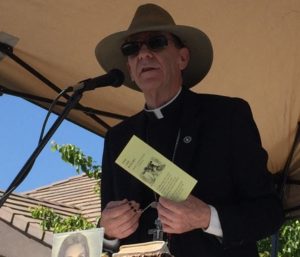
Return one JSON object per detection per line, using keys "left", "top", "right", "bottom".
{"left": 30, "top": 206, "right": 96, "bottom": 233}
{"left": 51, "top": 142, "right": 102, "bottom": 179}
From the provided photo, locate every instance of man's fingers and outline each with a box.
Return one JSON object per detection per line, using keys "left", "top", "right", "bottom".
{"left": 159, "top": 197, "right": 182, "bottom": 213}
{"left": 114, "top": 212, "right": 141, "bottom": 238}
{"left": 101, "top": 199, "right": 141, "bottom": 239}
{"left": 104, "top": 199, "right": 141, "bottom": 219}
{"left": 105, "top": 199, "right": 128, "bottom": 209}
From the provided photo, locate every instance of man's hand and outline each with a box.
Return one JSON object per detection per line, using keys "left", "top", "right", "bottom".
{"left": 100, "top": 199, "right": 141, "bottom": 239}
{"left": 157, "top": 195, "right": 211, "bottom": 234}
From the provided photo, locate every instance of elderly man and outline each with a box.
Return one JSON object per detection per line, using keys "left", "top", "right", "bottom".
{"left": 96, "top": 4, "right": 283, "bottom": 257}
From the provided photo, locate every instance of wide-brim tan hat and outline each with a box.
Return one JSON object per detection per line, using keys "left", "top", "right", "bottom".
{"left": 95, "top": 3, "right": 213, "bottom": 91}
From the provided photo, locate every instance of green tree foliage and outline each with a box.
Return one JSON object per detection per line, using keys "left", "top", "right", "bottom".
{"left": 30, "top": 143, "right": 108, "bottom": 255}
{"left": 258, "top": 219, "right": 300, "bottom": 257}
{"left": 30, "top": 206, "right": 95, "bottom": 233}
{"left": 51, "top": 141, "right": 101, "bottom": 180}
{"left": 30, "top": 143, "right": 101, "bottom": 233}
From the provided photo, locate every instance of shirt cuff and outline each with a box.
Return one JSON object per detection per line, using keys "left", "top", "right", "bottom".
{"left": 103, "top": 237, "right": 120, "bottom": 253}
{"left": 203, "top": 205, "right": 223, "bottom": 238}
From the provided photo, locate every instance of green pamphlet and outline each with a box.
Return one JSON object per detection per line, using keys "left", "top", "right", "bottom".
{"left": 115, "top": 135, "right": 197, "bottom": 202}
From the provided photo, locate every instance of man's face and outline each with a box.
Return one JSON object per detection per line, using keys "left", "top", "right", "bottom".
{"left": 125, "top": 32, "right": 189, "bottom": 94}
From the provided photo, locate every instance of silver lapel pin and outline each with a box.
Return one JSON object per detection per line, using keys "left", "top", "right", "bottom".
{"left": 183, "top": 136, "right": 192, "bottom": 143}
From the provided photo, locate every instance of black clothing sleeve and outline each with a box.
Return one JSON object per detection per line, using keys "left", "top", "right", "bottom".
{"left": 215, "top": 99, "right": 284, "bottom": 247}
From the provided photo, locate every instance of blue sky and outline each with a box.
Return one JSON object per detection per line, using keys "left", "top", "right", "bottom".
{"left": 0, "top": 94, "right": 104, "bottom": 193}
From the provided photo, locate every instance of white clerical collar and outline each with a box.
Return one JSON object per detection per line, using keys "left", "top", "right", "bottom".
{"left": 144, "top": 88, "right": 182, "bottom": 119}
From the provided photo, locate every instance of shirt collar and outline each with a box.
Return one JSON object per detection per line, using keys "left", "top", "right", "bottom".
{"left": 144, "top": 88, "right": 182, "bottom": 119}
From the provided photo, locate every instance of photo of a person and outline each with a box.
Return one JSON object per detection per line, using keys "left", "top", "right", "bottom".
{"left": 57, "top": 232, "right": 90, "bottom": 257}
{"left": 51, "top": 228, "right": 104, "bottom": 257}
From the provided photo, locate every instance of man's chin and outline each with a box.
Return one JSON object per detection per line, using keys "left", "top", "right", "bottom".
{"left": 136, "top": 76, "right": 162, "bottom": 91}
{"left": 138, "top": 80, "right": 162, "bottom": 91}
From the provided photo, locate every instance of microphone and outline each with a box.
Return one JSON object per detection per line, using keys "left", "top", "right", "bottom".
{"left": 68, "top": 69, "right": 124, "bottom": 92}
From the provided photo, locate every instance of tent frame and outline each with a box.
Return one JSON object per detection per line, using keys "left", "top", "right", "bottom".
{"left": 0, "top": 41, "right": 129, "bottom": 207}
{"left": 0, "top": 42, "right": 128, "bottom": 134}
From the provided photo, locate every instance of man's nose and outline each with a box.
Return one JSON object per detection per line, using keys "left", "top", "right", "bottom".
{"left": 137, "top": 44, "right": 153, "bottom": 59}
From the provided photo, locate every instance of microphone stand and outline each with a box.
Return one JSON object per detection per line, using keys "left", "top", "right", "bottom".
{"left": 0, "top": 87, "right": 85, "bottom": 207}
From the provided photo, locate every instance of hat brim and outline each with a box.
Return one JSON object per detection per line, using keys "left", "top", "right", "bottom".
{"left": 95, "top": 25, "right": 213, "bottom": 91}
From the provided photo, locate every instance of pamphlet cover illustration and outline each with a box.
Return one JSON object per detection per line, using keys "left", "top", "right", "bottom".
{"left": 115, "top": 135, "right": 197, "bottom": 202}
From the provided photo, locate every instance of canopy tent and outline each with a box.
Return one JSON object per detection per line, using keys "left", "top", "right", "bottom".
{"left": 0, "top": 0, "right": 299, "bottom": 217}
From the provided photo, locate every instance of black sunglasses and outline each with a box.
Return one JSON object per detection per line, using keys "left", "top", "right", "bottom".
{"left": 121, "top": 35, "right": 169, "bottom": 57}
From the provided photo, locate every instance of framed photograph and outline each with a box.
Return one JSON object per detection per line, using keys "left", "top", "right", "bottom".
{"left": 51, "top": 228, "right": 104, "bottom": 257}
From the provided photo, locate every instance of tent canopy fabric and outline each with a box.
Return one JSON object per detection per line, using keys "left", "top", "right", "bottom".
{"left": 0, "top": 0, "right": 299, "bottom": 216}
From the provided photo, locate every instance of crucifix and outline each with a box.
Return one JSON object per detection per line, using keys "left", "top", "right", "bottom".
{"left": 148, "top": 218, "right": 164, "bottom": 241}
{"left": 142, "top": 201, "right": 164, "bottom": 241}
